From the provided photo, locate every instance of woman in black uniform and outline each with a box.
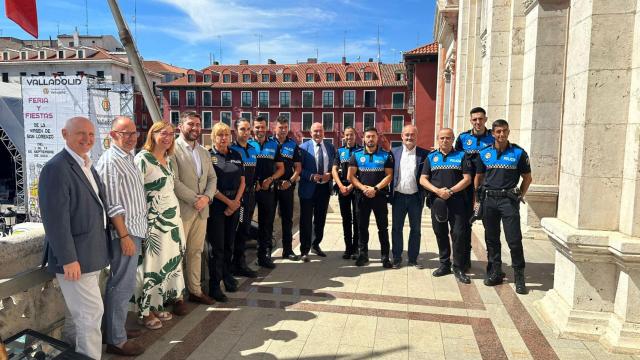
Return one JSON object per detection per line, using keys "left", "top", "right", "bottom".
{"left": 207, "top": 122, "right": 245, "bottom": 302}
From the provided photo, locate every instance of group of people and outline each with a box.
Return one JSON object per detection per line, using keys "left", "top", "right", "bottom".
{"left": 38, "top": 107, "right": 531, "bottom": 359}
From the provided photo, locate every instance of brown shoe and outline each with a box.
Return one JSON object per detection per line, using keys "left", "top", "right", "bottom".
{"left": 126, "top": 328, "right": 143, "bottom": 339}
{"left": 173, "top": 300, "right": 189, "bottom": 316}
{"left": 188, "top": 292, "right": 215, "bottom": 305}
{"left": 106, "top": 341, "right": 145, "bottom": 356}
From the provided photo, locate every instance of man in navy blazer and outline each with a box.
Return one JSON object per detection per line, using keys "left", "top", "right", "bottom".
{"left": 390, "top": 125, "right": 429, "bottom": 269}
{"left": 39, "top": 116, "right": 110, "bottom": 359}
{"left": 298, "top": 122, "right": 336, "bottom": 261}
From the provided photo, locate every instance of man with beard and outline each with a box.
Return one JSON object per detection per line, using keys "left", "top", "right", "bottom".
{"left": 271, "top": 116, "right": 303, "bottom": 260}
{"left": 249, "top": 116, "right": 285, "bottom": 268}
{"left": 172, "top": 111, "right": 217, "bottom": 305}
{"left": 347, "top": 127, "right": 394, "bottom": 268}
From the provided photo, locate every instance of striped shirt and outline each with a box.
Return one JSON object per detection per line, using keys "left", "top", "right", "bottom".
{"left": 95, "top": 144, "right": 148, "bottom": 238}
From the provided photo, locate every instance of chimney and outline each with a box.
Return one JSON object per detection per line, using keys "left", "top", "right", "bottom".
{"left": 368, "top": 58, "right": 373, "bottom": 62}
{"left": 341, "top": 56, "right": 346, "bottom": 65}
{"left": 239, "top": 59, "right": 249, "bottom": 65}
{"left": 267, "top": 59, "right": 276, "bottom": 64}
{"left": 214, "top": 61, "right": 219, "bottom": 65}
{"left": 307, "top": 58, "right": 317, "bottom": 64}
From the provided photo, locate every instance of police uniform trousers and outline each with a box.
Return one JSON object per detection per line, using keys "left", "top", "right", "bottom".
{"left": 482, "top": 195, "right": 525, "bottom": 269}
{"left": 255, "top": 188, "right": 277, "bottom": 258}
{"left": 431, "top": 195, "right": 468, "bottom": 269}
{"left": 338, "top": 190, "right": 359, "bottom": 254}
{"left": 356, "top": 192, "right": 390, "bottom": 258}
{"left": 461, "top": 185, "right": 475, "bottom": 268}
{"left": 234, "top": 188, "right": 256, "bottom": 267}
{"left": 275, "top": 185, "right": 295, "bottom": 254}
{"left": 206, "top": 197, "right": 240, "bottom": 289}
{"left": 299, "top": 182, "right": 331, "bottom": 255}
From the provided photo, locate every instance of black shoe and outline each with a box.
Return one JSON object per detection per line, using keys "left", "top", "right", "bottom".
{"left": 453, "top": 268, "right": 471, "bottom": 284}
{"left": 484, "top": 264, "right": 505, "bottom": 286}
{"left": 257, "top": 256, "right": 276, "bottom": 269}
{"left": 392, "top": 258, "right": 402, "bottom": 269}
{"left": 301, "top": 254, "right": 310, "bottom": 262}
{"left": 355, "top": 255, "right": 369, "bottom": 266}
{"left": 382, "top": 257, "right": 393, "bottom": 269}
{"left": 311, "top": 246, "right": 327, "bottom": 257}
{"left": 342, "top": 251, "right": 352, "bottom": 260}
{"left": 432, "top": 264, "right": 452, "bottom": 277}
{"left": 514, "top": 268, "right": 528, "bottom": 294}
{"left": 351, "top": 253, "right": 358, "bottom": 260}
{"left": 223, "top": 276, "right": 238, "bottom": 293}
{"left": 209, "top": 287, "right": 228, "bottom": 303}
{"left": 233, "top": 264, "right": 258, "bottom": 278}
{"left": 408, "top": 260, "right": 424, "bottom": 269}
{"left": 282, "top": 251, "right": 300, "bottom": 261}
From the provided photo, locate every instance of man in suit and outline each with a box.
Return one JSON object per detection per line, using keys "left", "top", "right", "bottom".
{"left": 39, "top": 116, "right": 110, "bottom": 359}
{"left": 390, "top": 125, "right": 429, "bottom": 269}
{"left": 172, "top": 111, "right": 217, "bottom": 305}
{"left": 298, "top": 122, "right": 336, "bottom": 262}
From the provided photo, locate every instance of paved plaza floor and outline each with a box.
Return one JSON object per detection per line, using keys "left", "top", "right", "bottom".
{"left": 105, "top": 198, "right": 639, "bottom": 360}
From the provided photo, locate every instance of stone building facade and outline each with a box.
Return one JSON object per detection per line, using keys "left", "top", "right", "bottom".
{"left": 434, "top": 0, "right": 640, "bottom": 354}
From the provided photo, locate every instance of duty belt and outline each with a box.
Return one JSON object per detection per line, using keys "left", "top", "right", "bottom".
{"left": 485, "top": 189, "right": 511, "bottom": 197}
{"left": 484, "top": 188, "right": 524, "bottom": 203}
{"left": 220, "top": 189, "right": 237, "bottom": 197}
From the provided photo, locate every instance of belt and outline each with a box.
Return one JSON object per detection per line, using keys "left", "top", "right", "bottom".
{"left": 219, "top": 189, "right": 237, "bottom": 197}
{"left": 484, "top": 189, "right": 512, "bottom": 197}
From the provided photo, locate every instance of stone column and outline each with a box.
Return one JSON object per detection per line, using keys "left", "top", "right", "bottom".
{"left": 504, "top": 0, "right": 526, "bottom": 144}
{"left": 518, "top": 0, "right": 569, "bottom": 238}
{"left": 535, "top": 0, "right": 640, "bottom": 353}
{"left": 480, "top": 0, "right": 511, "bottom": 119}
{"left": 453, "top": 0, "right": 471, "bottom": 134}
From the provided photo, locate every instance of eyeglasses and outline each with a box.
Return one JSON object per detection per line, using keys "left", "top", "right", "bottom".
{"left": 155, "top": 131, "right": 175, "bottom": 137}
{"left": 114, "top": 131, "right": 139, "bottom": 138}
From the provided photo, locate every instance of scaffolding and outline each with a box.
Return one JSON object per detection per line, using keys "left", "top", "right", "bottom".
{"left": 0, "top": 126, "right": 24, "bottom": 213}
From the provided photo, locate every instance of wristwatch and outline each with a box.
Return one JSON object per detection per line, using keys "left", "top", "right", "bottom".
{"left": 373, "top": 186, "right": 379, "bottom": 192}
{"left": 447, "top": 188, "right": 454, "bottom": 196}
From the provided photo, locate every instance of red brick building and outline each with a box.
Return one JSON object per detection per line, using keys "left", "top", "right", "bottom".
{"left": 158, "top": 60, "right": 412, "bottom": 148}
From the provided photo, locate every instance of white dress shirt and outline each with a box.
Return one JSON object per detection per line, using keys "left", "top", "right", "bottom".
{"left": 179, "top": 137, "right": 202, "bottom": 178}
{"left": 65, "top": 145, "right": 107, "bottom": 228}
{"left": 395, "top": 145, "right": 418, "bottom": 194}
{"left": 312, "top": 140, "right": 329, "bottom": 183}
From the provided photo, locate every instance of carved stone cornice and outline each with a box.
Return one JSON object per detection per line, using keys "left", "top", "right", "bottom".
{"left": 523, "top": 0, "right": 539, "bottom": 15}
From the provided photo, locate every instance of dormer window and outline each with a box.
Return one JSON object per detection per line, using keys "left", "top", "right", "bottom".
{"left": 364, "top": 71, "right": 373, "bottom": 81}
{"left": 242, "top": 73, "right": 251, "bottom": 83}
{"left": 283, "top": 73, "right": 291, "bottom": 82}
{"left": 187, "top": 74, "right": 195, "bottom": 83}
{"left": 39, "top": 51, "right": 45, "bottom": 59}
{"left": 2, "top": 52, "right": 8, "bottom": 61}
{"left": 20, "top": 51, "right": 27, "bottom": 60}
{"left": 204, "top": 74, "right": 211, "bottom": 82}
{"left": 306, "top": 73, "right": 314, "bottom": 82}
{"left": 77, "top": 50, "right": 84, "bottom": 59}
{"left": 395, "top": 72, "right": 405, "bottom": 81}
{"left": 58, "top": 50, "right": 64, "bottom": 59}
{"left": 326, "top": 73, "right": 335, "bottom": 81}
{"left": 261, "top": 73, "right": 269, "bottom": 82}
{"left": 223, "top": 74, "right": 231, "bottom": 83}
{"left": 346, "top": 71, "right": 355, "bottom": 81}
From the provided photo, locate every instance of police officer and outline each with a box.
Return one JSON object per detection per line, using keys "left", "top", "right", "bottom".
{"left": 332, "top": 127, "right": 362, "bottom": 260}
{"left": 420, "top": 128, "right": 472, "bottom": 284}
{"left": 455, "top": 107, "right": 494, "bottom": 271}
{"left": 249, "top": 116, "right": 285, "bottom": 269}
{"left": 347, "top": 127, "right": 394, "bottom": 268}
{"left": 271, "top": 116, "right": 303, "bottom": 260}
{"left": 475, "top": 119, "right": 532, "bottom": 294}
{"left": 230, "top": 119, "right": 259, "bottom": 278}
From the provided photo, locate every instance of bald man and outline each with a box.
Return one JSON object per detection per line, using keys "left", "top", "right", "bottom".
{"left": 40, "top": 116, "right": 110, "bottom": 359}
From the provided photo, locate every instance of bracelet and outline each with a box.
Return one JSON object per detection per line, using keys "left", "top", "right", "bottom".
{"left": 119, "top": 234, "right": 130, "bottom": 239}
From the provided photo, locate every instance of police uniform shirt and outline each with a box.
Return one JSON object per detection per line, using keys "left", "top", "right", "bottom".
{"left": 455, "top": 129, "right": 494, "bottom": 173}
{"left": 348, "top": 147, "right": 394, "bottom": 190}
{"left": 422, "top": 149, "right": 470, "bottom": 189}
{"left": 334, "top": 144, "right": 363, "bottom": 184}
{"left": 231, "top": 141, "right": 258, "bottom": 188}
{"left": 271, "top": 136, "right": 301, "bottom": 180}
{"left": 475, "top": 143, "right": 531, "bottom": 190}
{"left": 248, "top": 138, "right": 282, "bottom": 183}
{"left": 210, "top": 147, "right": 244, "bottom": 193}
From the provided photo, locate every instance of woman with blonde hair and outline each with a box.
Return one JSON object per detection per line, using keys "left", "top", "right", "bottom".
{"left": 206, "top": 121, "right": 245, "bottom": 302}
{"left": 133, "top": 121, "right": 187, "bottom": 329}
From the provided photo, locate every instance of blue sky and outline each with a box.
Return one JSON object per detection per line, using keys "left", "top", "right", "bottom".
{"left": 0, "top": 0, "right": 435, "bottom": 70}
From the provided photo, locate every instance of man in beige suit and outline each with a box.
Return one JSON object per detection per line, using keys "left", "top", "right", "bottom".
{"left": 172, "top": 111, "right": 217, "bottom": 305}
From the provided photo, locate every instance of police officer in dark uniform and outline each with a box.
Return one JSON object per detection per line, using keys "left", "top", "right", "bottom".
{"left": 230, "top": 118, "right": 259, "bottom": 278}
{"left": 455, "top": 107, "right": 495, "bottom": 271}
{"left": 207, "top": 122, "right": 245, "bottom": 302}
{"left": 332, "top": 126, "right": 362, "bottom": 260}
{"left": 420, "top": 128, "right": 473, "bottom": 284}
{"left": 347, "top": 127, "right": 394, "bottom": 268}
{"left": 271, "top": 116, "right": 303, "bottom": 260}
{"left": 475, "top": 119, "right": 532, "bottom": 294}
{"left": 249, "top": 116, "right": 285, "bottom": 269}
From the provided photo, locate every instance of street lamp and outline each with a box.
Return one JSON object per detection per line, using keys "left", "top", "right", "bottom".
{"left": 2, "top": 207, "right": 17, "bottom": 234}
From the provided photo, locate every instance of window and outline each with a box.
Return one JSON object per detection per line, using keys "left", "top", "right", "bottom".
{"left": 302, "top": 91, "right": 313, "bottom": 108}
{"left": 241, "top": 91, "right": 252, "bottom": 107}
{"left": 20, "top": 51, "right": 27, "bottom": 60}
{"left": 326, "top": 73, "right": 335, "bottom": 81}
{"left": 77, "top": 50, "right": 84, "bottom": 59}
{"left": 392, "top": 93, "right": 405, "bottom": 109}
{"left": 364, "top": 71, "right": 373, "bottom": 81}
{"left": 170, "top": 90, "right": 180, "bottom": 106}
{"left": 302, "top": 113, "right": 313, "bottom": 131}
{"left": 391, "top": 115, "right": 404, "bottom": 133}
{"left": 220, "top": 111, "right": 232, "bottom": 125}
{"left": 58, "top": 50, "right": 64, "bottom": 59}
{"left": 322, "top": 113, "right": 334, "bottom": 131}
{"left": 120, "top": 73, "right": 125, "bottom": 83}
{"left": 343, "top": 113, "right": 355, "bottom": 130}
{"left": 391, "top": 141, "right": 402, "bottom": 148}
{"left": 261, "top": 73, "right": 270, "bottom": 82}
{"left": 306, "top": 73, "right": 314, "bottom": 82}
{"left": 322, "top": 90, "right": 334, "bottom": 108}
{"left": 39, "top": 51, "right": 45, "bottom": 59}
{"left": 223, "top": 74, "right": 231, "bottom": 83}
{"left": 240, "top": 112, "right": 252, "bottom": 122}
{"left": 343, "top": 90, "right": 355, "bottom": 108}
{"left": 19, "top": 72, "right": 26, "bottom": 77}
{"left": 38, "top": 72, "right": 45, "bottom": 76}
{"left": 364, "top": 90, "right": 376, "bottom": 107}
{"left": 202, "top": 111, "right": 213, "bottom": 129}
{"left": 186, "top": 91, "right": 196, "bottom": 106}
{"left": 395, "top": 72, "right": 405, "bottom": 81}
{"left": 283, "top": 73, "right": 292, "bottom": 82}
{"left": 346, "top": 72, "right": 355, "bottom": 81}
{"left": 131, "top": 75, "right": 135, "bottom": 84}
{"left": 221, "top": 91, "right": 232, "bottom": 106}
{"left": 242, "top": 73, "right": 251, "bottom": 83}
{"left": 96, "top": 71, "right": 104, "bottom": 79}
{"left": 258, "top": 91, "right": 269, "bottom": 107}
{"left": 204, "top": 74, "right": 211, "bottom": 82}
{"left": 202, "top": 91, "right": 212, "bottom": 106}
{"left": 2, "top": 73, "right": 8, "bottom": 83}
{"left": 257, "top": 112, "right": 270, "bottom": 126}
{"left": 2, "top": 52, "right": 8, "bottom": 60}
{"left": 57, "top": 71, "right": 64, "bottom": 76}
{"left": 76, "top": 71, "right": 84, "bottom": 76}
{"left": 187, "top": 74, "right": 195, "bottom": 83}
{"left": 279, "top": 91, "right": 290, "bottom": 107}
{"left": 170, "top": 111, "right": 180, "bottom": 126}
{"left": 363, "top": 113, "right": 375, "bottom": 129}
{"left": 279, "top": 112, "right": 291, "bottom": 126}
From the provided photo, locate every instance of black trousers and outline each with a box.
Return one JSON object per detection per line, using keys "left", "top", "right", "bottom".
{"left": 461, "top": 186, "right": 474, "bottom": 268}
{"left": 299, "top": 183, "right": 331, "bottom": 255}
{"left": 275, "top": 186, "right": 295, "bottom": 253}
{"left": 255, "top": 189, "right": 276, "bottom": 258}
{"left": 206, "top": 199, "right": 240, "bottom": 288}
{"left": 233, "top": 189, "right": 256, "bottom": 267}
{"left": 338, "top": 191, "right": 359, "bottom": 254}
{"left": 431, "top": 195, "right": 468, "bottom": 269}
{"left": 482, "top": 195, "right": 525, "bottom": 269}
{"left": 357, "top": 192, "right": 390, "bottom": 258}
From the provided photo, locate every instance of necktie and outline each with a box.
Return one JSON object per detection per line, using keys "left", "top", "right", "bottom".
{"left": 317, "top": 143, "right": 324, "bottom": 174}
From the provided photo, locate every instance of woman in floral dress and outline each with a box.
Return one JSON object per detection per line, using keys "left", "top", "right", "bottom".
{"left": 133, "top": 121, "right": 187, "bottom": 329}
